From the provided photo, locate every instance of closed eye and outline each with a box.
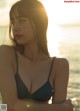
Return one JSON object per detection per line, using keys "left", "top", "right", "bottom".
{"left": 10, "top": 17, "right": 28, "bottom": 25}
{"left": 19, "top": 19, "right": 26, "bottom": 23}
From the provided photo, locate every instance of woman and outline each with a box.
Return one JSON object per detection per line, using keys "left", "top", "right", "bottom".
{"left": 0, "top": 0, "right": 73, "bottom": 111}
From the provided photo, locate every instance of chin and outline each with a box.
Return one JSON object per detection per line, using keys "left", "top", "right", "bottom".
{"left": 17, "top": 40, "right": 28, "bottom": 46}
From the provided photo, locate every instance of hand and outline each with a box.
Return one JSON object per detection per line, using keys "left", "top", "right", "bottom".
{"left": 64, "top": 99, "right": 74, "bottom": 111}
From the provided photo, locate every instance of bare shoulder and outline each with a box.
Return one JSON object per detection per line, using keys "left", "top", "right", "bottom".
{"left": 0, "top": 45, "right": 16, "bottom": 69}
{"left": 0, "top": 44, "right": 15, "bottom": 54}
{"left": 55, "top": 57, "right": 69, "bottom": 66}
{"left": 53, "top": 57, "right": 69, "bottom": 76}
{"left": 0, "top": 45, "right": 15, "bottom": 61}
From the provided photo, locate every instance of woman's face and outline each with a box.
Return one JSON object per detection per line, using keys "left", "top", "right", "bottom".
{"left": 11, "top": 9, "right": 36, "bottom": 45}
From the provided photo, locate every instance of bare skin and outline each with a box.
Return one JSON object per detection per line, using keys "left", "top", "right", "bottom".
{"left": 0, "top": 45, "right": 73, "bottom": 111}
{"left": 0, "top": 7, "right": 73, "bottom": 111}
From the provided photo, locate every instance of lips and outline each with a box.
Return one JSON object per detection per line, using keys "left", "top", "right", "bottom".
{"left": 14, "top": 34, "right": 23, "bottom": 39}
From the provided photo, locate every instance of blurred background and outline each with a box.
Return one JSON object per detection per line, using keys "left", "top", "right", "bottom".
{"left": 0, "top": 0, "right": 80, "bottom": 110}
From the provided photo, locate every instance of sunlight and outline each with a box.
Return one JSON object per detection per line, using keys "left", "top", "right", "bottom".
{"left": 0, "top": 0, "right": 18, "bottom": 26}
{"left": 1, "top": 0, "right": 80, "bottom": 56}
{"left": 47, "top": 25, "right": 63, "bottom": 57}
{"left": 0, "top": 8, "right": 9, "bottom": 26}
{"left": 41, "top": 0, "right": 80, "bottom": 57}
{"left": 41, "top": 0, "right": 63, "bottom": 57}
{"left": 7, "top": 0, "right": 19, "bottom": 6}
{"left": 42, "top": 0, "right": 80, "bottom": 24}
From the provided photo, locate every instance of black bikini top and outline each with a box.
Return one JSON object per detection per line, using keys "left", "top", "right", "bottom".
{"left": 15, "top": 51, "right": 56, "bottom": 101}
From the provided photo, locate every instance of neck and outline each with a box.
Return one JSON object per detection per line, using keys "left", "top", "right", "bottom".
{"left": 23, "top": 40, "right": 42, "bottom": 61}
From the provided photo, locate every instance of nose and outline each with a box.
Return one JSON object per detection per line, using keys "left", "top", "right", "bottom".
{"left": 13, "top": 21, "right": 20, "bottom": 32}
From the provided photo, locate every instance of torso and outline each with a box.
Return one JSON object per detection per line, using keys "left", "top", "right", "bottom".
{"left": 13, "top": 49, "right": 56, "bottom": 94}
{"left": 0, "top": 45, "right": 68, "bottom": 105}
{"left": 0, "top": 45, "right": 56, "bottom": 103}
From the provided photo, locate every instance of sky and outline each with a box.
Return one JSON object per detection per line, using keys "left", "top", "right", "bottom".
{"left": 0, "top": 0, "right": 80, "bottom": 56}
{"left": 1, "top": 0, "right": 80, "bottom": 26}
{"left": 0, "top": 0, "right": 16, "bottom": 26}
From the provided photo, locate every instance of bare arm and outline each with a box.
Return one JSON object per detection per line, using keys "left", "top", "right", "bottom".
{"left": 0, "top": 45, "right": 18, "bottom": 110}
{"left": 13, "top": 58, "right": 73, "bottom": 111}
{"left": 0, "top": 46, "right": 73, "bottom": 111}
{"left": 52, "top": 58, "right": 69, "bottom": 103}
{"left": 12, "top": 99, "right": 73, "bottom": 111}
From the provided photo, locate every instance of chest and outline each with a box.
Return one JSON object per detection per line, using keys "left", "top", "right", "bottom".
{"left": 13, "top": 55, "right": 54, "bottom": 94}
{"left": 20, "top": 61, "right": 50, "bottom": 78}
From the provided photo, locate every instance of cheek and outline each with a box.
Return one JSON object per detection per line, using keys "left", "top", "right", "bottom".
{"left": 23, "top": 24, "right": 35, "bottom": 38}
